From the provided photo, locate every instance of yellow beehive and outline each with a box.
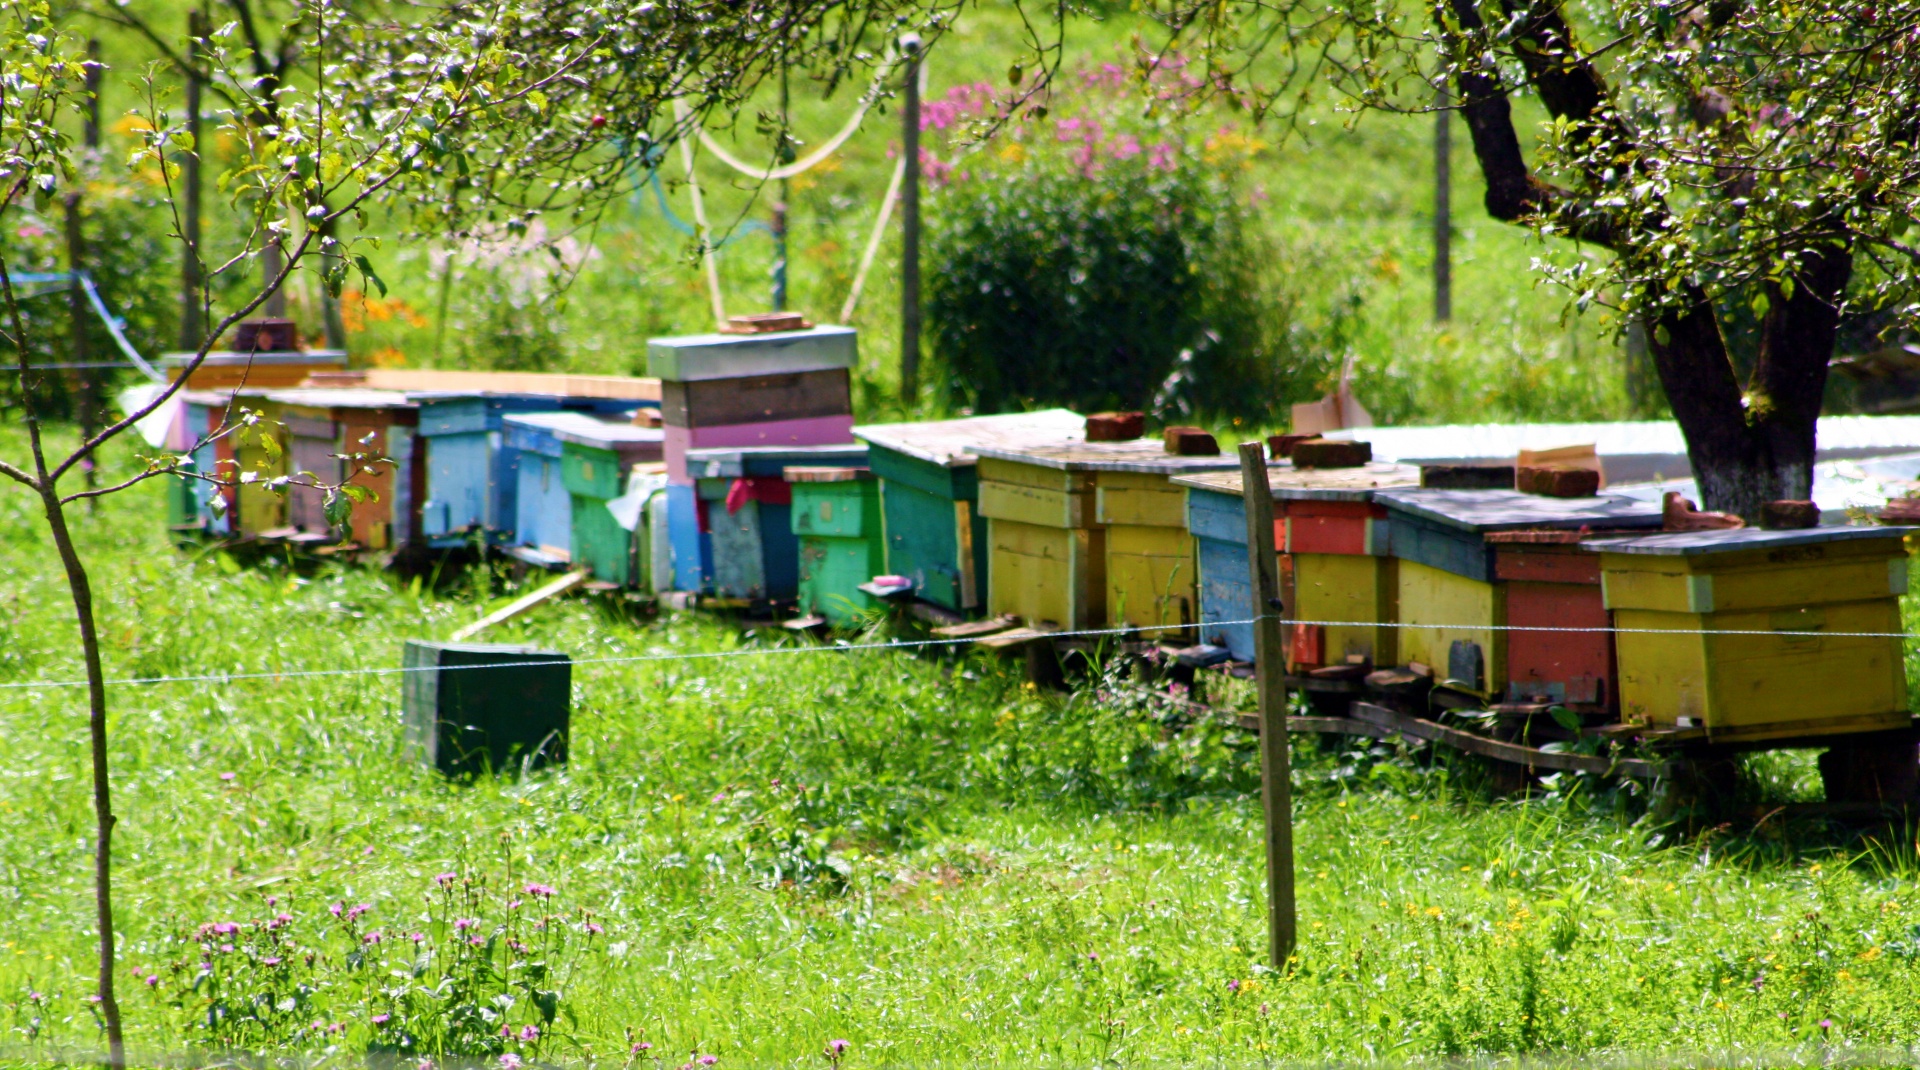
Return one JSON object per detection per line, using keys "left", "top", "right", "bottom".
{"left": 1591, "top": 526, "right": 1912, "bottom": 741}
{"left": 974, "top": 441, "right": 1235, "bottom": 635}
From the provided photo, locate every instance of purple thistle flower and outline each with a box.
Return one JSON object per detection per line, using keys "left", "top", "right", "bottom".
{"left": 633, "top": 1043, "right": 653, "bottom": 1054}
{"left": 144, "top": 976, "right": 159, "bottom": 987}
{"left": 699, "top": 1057, "right": 719, "bottom": 1066}
{"left": 454, "top": 918, "right": 479, "bottom": 931}
{"left": 329, "top": 903, "right": 344, "bottom": 918}
{"left": 373, "top": 1013, "right": 391, "bottom": 1025}
{"left": 585, "top": 922, "right": 604, "bottom": 935}
{"left": 827, "top": 1039, "right": 851, "bottom": 1056}
{"left": 525, "top": 883, "right": 557, "bottom": 898}
{"left": 1820, "top": 1019, "right": 1833, "bottom": 1030}
{"left": 411, "top": 932, "right": 426, "bottom": 943}
{"left": 1226, "top": 979, "right": 1241, "bottom": 992}
{"left": 346, "top": 904, "right": 372, "bottom": 920}
{"left": 519, "top": 1024, "right": 541, "bottom": 1042}
{"left": 219, "top": 772, "right": 236, "bottom": 782}
{"left": 498, "top": 1057, "right": 523, "bottom": 1070}
{"left": 435, "top": 872, "right": 458, "bottom": 887}
{"left": 363, "top": 931, "right": 384, "bottom": 945}
{"left": 263, "top": 957, "right": 282, "bottom": 967}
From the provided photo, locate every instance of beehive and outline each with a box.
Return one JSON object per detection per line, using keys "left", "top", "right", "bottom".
{"left": 181, "top": 388, "right": 286, "bottom": 537}
{"left": 680, "top": 444, "right": 868, "bottom": 599}
{"left": 268, "top": 388, "right": 421, "bottom": 549}
{"left": 501, "top": 412, "right": 595, "bottom": 565}
{"left": 556, "top": 422, "right": 665, "bottom": 586}
{"left": 1374, "top": 489, "right": 1662, "bottom": 701}
{"left": 411, "top": 392, "right": 638, "bottom": 546}
{"left": 401, "top": 640, "right": 570, "bottom": 776}
{"left": 1588, "top": 526, "right": 1914, "bottom": 740}
{"left": 973, "top": 441, "right": 1236, "bottom": 634}
{"left": 788, "top": 467, "right": 884, "bottom": 625}
{"left": 854, "top": 410, "right": 1084, "bottom": 613}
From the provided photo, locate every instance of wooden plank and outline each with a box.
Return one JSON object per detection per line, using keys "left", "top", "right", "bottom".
{"left": 976, "top": 455, "right": 1089, "bottom": 493}
{"left": 1096, "top": 472, "right": 1188, "bottom": 528}
{"left": 660, "top": 368, "right": 851, "bottom": 428}
{"left": 1349, "top": 702, "right": 1680, "bottom": 779}
{"left": 932, "top": 615, "right": 1017, "bottom": 638}
{"left": 1105, "top": 523, "right": 1198, "bottom": 635}
{"left": 975, "top": 626, "right": 1057, "bottom": 650}
{"left": 1172, "top": 463, "right": 1420, "bottom": 501}
{"left": 974, "top": 439, "right": 1241, "bottom": 475}
{"left": 451, "top": 568, "right": 591, "bottom": 641}
{"left": 987, "top": 519, "right": 1102, "bottom": 630}
{"left": 1238, "top": 442, "right": 1296, "bottom": 971}
{"left": 1293, "top": 552, "right": 1397, "bottom": 667}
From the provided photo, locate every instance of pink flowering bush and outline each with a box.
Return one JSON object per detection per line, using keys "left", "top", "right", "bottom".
{"left": 145, "top": 868, "right": 603, "bottom": 1061}
{"left": 924, "top": 58, "right": 1307, "bottom": 421}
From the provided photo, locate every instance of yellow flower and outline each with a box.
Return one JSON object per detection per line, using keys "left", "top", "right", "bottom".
{"left": 1857, "top": 947, "right": 1883, "bottom": 963}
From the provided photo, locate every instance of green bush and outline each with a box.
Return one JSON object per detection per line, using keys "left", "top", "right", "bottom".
{"left": 924, "top": 70, "right": 1307, "bottom": 422}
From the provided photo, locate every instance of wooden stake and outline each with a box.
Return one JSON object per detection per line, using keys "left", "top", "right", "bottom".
{"left": 1434, "top": 85, "right": 1452, "bottom": 324}
{"left": 898, "top": 35, "right": 922, "bottom": 402}
{"left": 1237, "top": 441, "right": 1297, "bottom": 970}
{"left": 451, "top": 568, "right": 590, "bottom": 641}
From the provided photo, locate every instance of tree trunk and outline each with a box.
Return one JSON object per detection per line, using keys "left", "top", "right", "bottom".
{"left": 37, "top": 485, "right": 122, "bottom": 1065}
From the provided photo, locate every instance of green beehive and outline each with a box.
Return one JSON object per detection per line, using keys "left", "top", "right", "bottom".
{"left": 788, "top": 467, "right": 884, "bottom": 625}
{"left": 854, "top": 410, "right": 1085, "bottom": 614}
{"left": 401, "top": 640, "right": 571, "bottom": 776}
{"left": 556, "top": 421, "right": 664, "bottom": 586}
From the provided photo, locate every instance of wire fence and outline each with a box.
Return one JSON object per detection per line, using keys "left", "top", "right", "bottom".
{"left": 0, "top": 613, "right": 1915, "bottom": 694}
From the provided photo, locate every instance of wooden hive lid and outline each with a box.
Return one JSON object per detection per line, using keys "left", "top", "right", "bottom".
{"left": 969, "top": 438, "right": 1239, "bottom": 474}
{"left": 1373, "top": 488, "right": 1664, "bottom": 533}
{"left": 1580, "top": 524, "right": 1917, "bottom": 556}
{"left": 854, "top": 409, "right": 1085, "bottom": 467}
{"left": 263, "top": 387, "right": 416, "bottom": 410}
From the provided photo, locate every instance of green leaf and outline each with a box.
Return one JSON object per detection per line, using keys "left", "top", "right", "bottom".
{"left": 354, "top": 254, "right": 387, "bottom": 297}
{"left": 1548, "top": 705, "right": 1582, "bottom": 732}
{"left": 1653, "top": 323, "right": 1672, "bottom": 346}
{"left": 324, "top": 492, "right": 354, "bottom": 528}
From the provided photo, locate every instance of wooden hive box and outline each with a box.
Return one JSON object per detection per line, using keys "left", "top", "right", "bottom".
{"left": 182, "top": 388, "right": 286, "bottom": 537}
{"left": 556, "top": 421, "right": 666, "bottom": 586}
{"left": 646, "top": 325, "right": 857, "bottom": 381}
{"left": 973, "top": 440, "right": 1237, "bottom": 635}
{"left": 787, "top": 467, "right": 884, "bottom": 625}
{"left": 401, "top": 640, "right": 570, "bottom": 776}
{"left": 1373, "top": 489, "right": 1663, "bottom": 701}
{"left": 267, "top": 388, "right": 422, "bottom": 549}
{"left": 1174, "top": 462, "right": 1419, "bottom": 665}
{"left": 410, "top": 392, "right": 639, "bottom": 546}
{"left": 501, "top": 412, "right": 591, "bottom": 566}
{"left": 1586, "top": 526, "right": 1915, "bottom": 741}
{"left": 854, "top": 409, "right": 1085, "bottom": 614}
{"left": 681, "top": 444, "right": 869, "bottom": 599}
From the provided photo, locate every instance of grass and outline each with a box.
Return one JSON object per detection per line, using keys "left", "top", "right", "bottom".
{"left": 1, "top": 432, "right": 1920, "bottom": 1067}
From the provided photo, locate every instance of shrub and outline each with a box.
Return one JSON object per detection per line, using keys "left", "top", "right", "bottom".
{"left": 924, "top": 65, "right": 1306, "bottom": 422}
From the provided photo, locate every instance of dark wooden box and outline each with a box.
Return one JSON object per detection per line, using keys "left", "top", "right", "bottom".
{"left": 402, "top": 640, "right": 571, "bottom": 776}
{"left": 660, "top": 368, "right": 852, "bottom": 429}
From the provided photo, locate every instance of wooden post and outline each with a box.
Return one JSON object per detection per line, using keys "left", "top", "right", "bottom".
{"left": 898, "top": 34, "right": 922, "bottom": 402}
{"left": 67, "top": 39, "right": 102, "bottom": 499}
{"left": 179, "top": 11, "right": 205, "bottom": 351}
{"left": 771, "top": 66, "right": 789, "bottom": 313}
{"left": 1433, "top": 85, "right": 1452, "bottom": 324}
{"left": 1237, "top": 441, "right": 1296, "bottom": 970}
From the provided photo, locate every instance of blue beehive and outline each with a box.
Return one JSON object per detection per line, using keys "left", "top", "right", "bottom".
{"left": 678, "top": 443, "right": 868, "bottom": 599}
{"left": 501, "top": 411, "right": 660, "bottom": 567}
{"left": 414, "top": 393, "right": 639, "bottom": 547}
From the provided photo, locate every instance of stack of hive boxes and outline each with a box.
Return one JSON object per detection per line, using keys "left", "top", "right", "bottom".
{"left": 646, "top": 319, "right": 859, "bottom": 591}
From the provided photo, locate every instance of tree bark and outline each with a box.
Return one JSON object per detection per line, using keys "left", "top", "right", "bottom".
{"left": 1440, "top": 0, "right": 1851, "bottom": 520}
{"left": 38, "top": 485, "right": 123, "bottom": 1067}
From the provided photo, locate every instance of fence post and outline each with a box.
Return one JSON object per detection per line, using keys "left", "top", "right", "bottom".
{"left": 898, "top": 34, "right": 922, "bottom": 403}
{"left": 1237, "top": 441, "right": 1297, "bottom": 970}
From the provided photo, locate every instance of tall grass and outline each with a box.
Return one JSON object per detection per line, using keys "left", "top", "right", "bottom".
{"left": 0, "top": 427, "right": 1915, "bottom": 1065}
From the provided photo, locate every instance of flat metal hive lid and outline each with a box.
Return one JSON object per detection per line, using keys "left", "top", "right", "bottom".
{"left": 264, "top": 387, "right": 415, "bottom": 409}
{"left": 1581, "top": 524, "right": 1917, "bottom": 555}
{"left": 855, "top": 409, "right": 1084, "bottom": 467}
{"left": 970, "top": 439, "right": 1240, "bottom": 474}
{"left": 1374, "top": 488, "right": 1664, "bottom": 532}
{"left": 1172, "top": 462, "right": 1420, "bottom": 500}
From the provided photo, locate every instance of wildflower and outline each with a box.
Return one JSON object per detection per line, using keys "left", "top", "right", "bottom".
{"left": 346, "top": 904, "right": 372, "bottom": 920}
{"left": 525, "top": 883, "right": 557, "bottom": 898}
{"left": 144, "top": 976, "right": 159, "bottom": 987}
{"left": 826, "top": 1039, "right": 851, "bottom": 1058}
{"left": 269, "top": 913, "right": 293, "bottom": 929}
{"left": 417, "top": 1061, "right": 436, "bottom": 1070}
{"left": 219, "top": 944, "right": 234, "bottom": 954}
{"left": 501, "top": 1025, "right": 514, "bottom": 1038}
{"left": 499, "top": 1057, "right": 523, "bottom": 1070}
{"left": 520, "top": 1024, "right": 541, "bottom": 1042}
{"left": 633, "top": 1043, "right": 654, "bottom": 1054}
{"left": 508, "top": 900, "right": 524, "bottom": 911}
{"left": 586, "top": 922, "right": 605, "bottom": 935}
{"left": 213, "top": 922, "right": 240, "bottom": 935}
{"left": 263, "top": 958, "right": 282, "bottom": 967}
{"left": 219, "top": 772, "right": 236, "bottom": 782}
{"left": 1226, "top": 979, "right": 1241, "bottom": 993}
{"left": 364, "top": 931, "right": 384, "bottom": 945}
{"left": 266, "top": 896, "right": 278, "bottom": 907}
{"left": 435, "top": 872, "right": 458, "bottom": 887}
{"left": 329, "top": 903, "right": 344, "bottom": 918}
{"left": 454, "top": 918, "right": 479, "bottom": 931}
{"left": 1086, "top": 951, "right": 1099, "bottom": 963}
{"left": 700, "top": 1057, "right": 718, "bottom": 1066}
{"left": 373, "top": 1014, "right": 392, "bottom": 1026}
{"left": 411, "top": 932, "right": 426, "bottom": 944}
{"left": 1820, "top": 1019, "right": 1833, "bottom": 1031}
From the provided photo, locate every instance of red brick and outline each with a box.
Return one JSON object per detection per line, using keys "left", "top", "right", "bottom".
{"left": 1162, "top": 426, "right": 1220, "bottom": 456}
{"left": 1086, "top": 411, "right": 1145, "bottom": 442}
{"left": 1515, "top": 465, "right": 1600, "bottom": 498}
{"left": 1290, "top": 438, "right": 1372, "bottom": 468}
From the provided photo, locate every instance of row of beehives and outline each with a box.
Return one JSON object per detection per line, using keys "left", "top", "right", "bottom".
{"left": 160, "top": 323, "right": 1915, "bottom": 746}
